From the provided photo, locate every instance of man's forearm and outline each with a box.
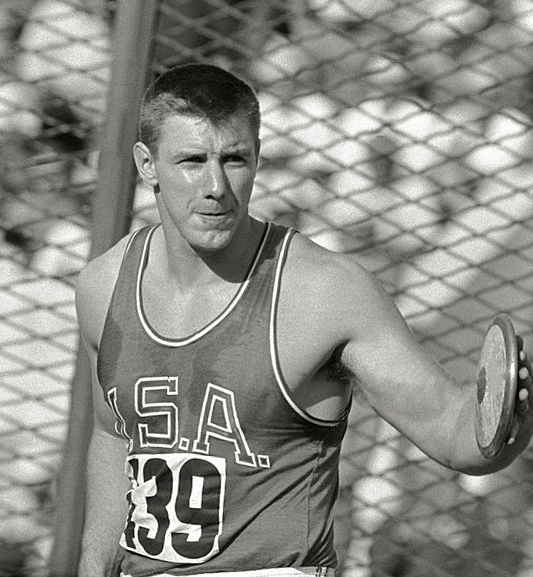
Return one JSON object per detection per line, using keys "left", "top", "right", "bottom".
{"left": 78, "top": 429, "right": 130, "bottom": 577}
{"left": 449, "top": 393, "right": 533, "bottom": 476}
{"left": 79, "top": 525, "right": 125, "bottom": 577}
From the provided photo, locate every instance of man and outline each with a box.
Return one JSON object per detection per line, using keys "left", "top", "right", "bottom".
{"left": 76, "top": 63, "right": 533, "bottom": 577}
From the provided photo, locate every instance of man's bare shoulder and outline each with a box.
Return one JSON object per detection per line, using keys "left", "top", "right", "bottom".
{"left": 75, "top": 232, "right": 135, "bottom": 347}
{"left": 283, "top": 232, "right": 399, "bottom": 343}
{"left": 77, "top": 234, "right": 133, "bottom": 295}
{"left": 287, "top": 233, "right": 380, "bottom": 298}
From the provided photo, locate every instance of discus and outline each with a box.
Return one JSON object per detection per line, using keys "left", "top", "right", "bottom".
{"left": 475, "top": 314, "right": 519, "bottom": 458}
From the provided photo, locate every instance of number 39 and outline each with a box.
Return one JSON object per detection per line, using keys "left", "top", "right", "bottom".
{"left": 121, "top": 453, "right": 226, "bottom": 564}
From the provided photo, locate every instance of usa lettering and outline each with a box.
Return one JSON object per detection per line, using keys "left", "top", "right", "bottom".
{"left": 108, "top": 377, "right": 270, "bottom": 469}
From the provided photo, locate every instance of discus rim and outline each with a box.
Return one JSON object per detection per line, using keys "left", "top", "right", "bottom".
{"left": 475, "top": 313, "right": 518, "bottom": 459}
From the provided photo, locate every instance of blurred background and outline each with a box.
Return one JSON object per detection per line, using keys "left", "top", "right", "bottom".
{"left": 1, "top": 0, "right": 533, "bottom": 575}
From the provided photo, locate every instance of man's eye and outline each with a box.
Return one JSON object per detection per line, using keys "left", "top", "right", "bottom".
{"left": 181, "top": 156, "right": 204, "bottom": 164}
{"left": 225, "top": 155, "right": 246, "bottom": 165}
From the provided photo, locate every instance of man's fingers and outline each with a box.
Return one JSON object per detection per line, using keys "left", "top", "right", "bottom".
{"left": 508, "top": 361, "right": 533, "bottom": 445}
{"left": 508, "top": 418, "right": 518, "bottom": 445}
{"left": 517, "top": 335, "right": 525, "bottom": 351}
{"left": 518, "top": 350, "right": 533, "bottom": 408}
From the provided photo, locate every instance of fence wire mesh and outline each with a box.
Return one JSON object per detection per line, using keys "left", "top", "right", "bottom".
{"left": 2, "top": 0, "right": 533, "bottom": 576}
{"left": 0, "top": 0, "right": 112, "bottom": 574}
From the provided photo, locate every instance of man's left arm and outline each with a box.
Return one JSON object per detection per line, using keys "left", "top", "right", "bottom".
{"left": 331, "top": 257, "right": 533, "bottom": 475}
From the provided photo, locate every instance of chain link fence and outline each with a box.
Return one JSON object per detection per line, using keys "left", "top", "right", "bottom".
{"left": 0, "top": 0, "right": 112, "bottom": 574}
{"left": 2, "top": 0, "right": 533, "bottom": 575}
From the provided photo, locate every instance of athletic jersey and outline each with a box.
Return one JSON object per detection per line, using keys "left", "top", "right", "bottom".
{"left": 97, "top": 222, "right": 349, "bottom": 576}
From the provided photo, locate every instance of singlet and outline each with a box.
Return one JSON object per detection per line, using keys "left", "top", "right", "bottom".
{"left": 97, "top": 222, "right": 349, "bottom": 577}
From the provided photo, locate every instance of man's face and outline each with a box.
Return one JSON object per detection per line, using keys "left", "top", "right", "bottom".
{"left": 137, "top": 113, "right": 260, "bottom": 253}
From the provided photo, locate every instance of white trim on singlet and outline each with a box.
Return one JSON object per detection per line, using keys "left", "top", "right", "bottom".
{"left": 269, "top": 230, "right": 343, "bottom": 428}
{"left": 124, "top": 226, "right": 145, "bottom": 254}
{"left": 136, "top": 222, "right": 272, "bottom": 347}
{"left": 121, "top": 568, "right": 335, "bottom": 577}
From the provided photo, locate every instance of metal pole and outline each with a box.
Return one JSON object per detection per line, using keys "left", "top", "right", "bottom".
{"left": 49, "top": 1, "right": 159, "bottom": 575}
{"left": 89, "top": 0, "right": 160, "bottom": 259}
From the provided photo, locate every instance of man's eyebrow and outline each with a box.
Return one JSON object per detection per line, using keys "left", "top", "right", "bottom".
{"left": 170, "top": 149, "right": 207, "bottom": 160}
{"left": 168, "top": 143, "right": 254, "bottom": 160}
{"left": 223, "top": 145, "right": 254, "bottom": 155}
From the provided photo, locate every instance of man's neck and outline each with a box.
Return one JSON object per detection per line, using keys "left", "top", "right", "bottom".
{"left": 151, "top": 217, "right": 266, "bottom": 291}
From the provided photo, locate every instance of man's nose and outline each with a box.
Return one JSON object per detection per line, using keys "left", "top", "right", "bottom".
{"left": 205, "top": 162, "right": 227, "bottom": 198}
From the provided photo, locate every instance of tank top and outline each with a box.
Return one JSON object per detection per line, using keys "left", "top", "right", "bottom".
{"left": 97, "top": 222, "right": 349, "bottom": 576}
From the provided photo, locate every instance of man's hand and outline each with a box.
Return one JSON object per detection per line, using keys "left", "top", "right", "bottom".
{"left": 507, "top": 336, "right": 533, "bottom": 446}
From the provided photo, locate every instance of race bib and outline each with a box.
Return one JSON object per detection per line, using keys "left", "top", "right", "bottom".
{"left": 121, "top": 452, "right": 226, "bottom": 564}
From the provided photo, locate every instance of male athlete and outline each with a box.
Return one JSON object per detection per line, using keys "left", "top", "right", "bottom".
{"left": 76, "top": 63, "right": 533, "bottom": 577}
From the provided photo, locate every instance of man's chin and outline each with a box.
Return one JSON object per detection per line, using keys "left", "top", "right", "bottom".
{"left": 191, "top": 229, "right": 234, "bottom": 253}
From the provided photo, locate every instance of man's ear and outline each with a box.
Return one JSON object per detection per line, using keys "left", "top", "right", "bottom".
{"left": 133, "top": 141, "right": 158, "bottom": 187}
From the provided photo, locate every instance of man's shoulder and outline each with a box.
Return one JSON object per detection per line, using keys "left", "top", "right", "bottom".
{"left": 77, "top": 231, "right": 137, "bottom": 291}
{"left": 75, "top": 232, "right": 137, "bottom": 343}
{"left": 277, "top": 233, "right": 388, "bottom": 374}
{"left": 281, "top": 232, "right": 399, "bottom": 352}
{"left": 287, "top": 232, "right": 375, "bottom": 295}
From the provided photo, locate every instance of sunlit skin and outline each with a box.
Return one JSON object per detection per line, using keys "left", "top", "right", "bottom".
{"left": 133, "top": 113, "right": 261, "bottom": 269}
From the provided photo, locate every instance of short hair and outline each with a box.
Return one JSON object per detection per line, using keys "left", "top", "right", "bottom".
{"left": 139, "top": 63, "right": 261, "bottom": 155}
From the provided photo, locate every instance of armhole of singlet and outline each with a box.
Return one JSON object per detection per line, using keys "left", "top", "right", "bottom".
{"left": 96, "top": 225, "right": 155, "bottom": 381}
{"left": 269, "top": 230, "right": 347, "bottom": 428}
{"left": 107, "top": 225, "right": 153, "bottom": 315}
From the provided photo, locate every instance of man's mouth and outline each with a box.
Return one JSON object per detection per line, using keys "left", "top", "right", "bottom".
{"left": 195, "top": 211, "right": 234, "bottom": 228}
{"left": 198, "top": 211, "right": 227, "bottom": 218}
